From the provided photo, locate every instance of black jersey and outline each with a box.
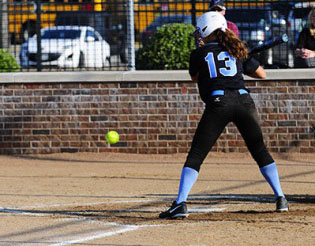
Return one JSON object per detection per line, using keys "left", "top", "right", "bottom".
{"left": 189, "top": 42, "right": 259, "bottom": 103}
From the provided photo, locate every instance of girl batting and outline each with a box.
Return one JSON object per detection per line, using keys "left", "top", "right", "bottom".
{"left": 159, "top": 12, "right": 288, "bottom": 219}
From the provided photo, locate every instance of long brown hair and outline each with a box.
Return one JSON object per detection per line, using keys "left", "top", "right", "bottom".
{"left": 307, "top": 7, "right": 315, "bottom": 36}
{"left": 203, "top": 28, "right": 248, "bottom": 60}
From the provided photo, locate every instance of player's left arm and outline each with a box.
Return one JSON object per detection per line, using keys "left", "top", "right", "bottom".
{"left": 248, "top": 66, "right": 266, "bottom": 79}
{"left": 243, "top": 56, "right": 266, "bottom": 79}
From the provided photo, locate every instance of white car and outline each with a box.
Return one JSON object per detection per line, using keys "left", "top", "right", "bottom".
{"left": 20, "top": 26, "right": 111, "bottom": 68}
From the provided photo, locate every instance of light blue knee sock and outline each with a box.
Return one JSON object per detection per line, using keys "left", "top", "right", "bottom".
{"left": 260, "top": 162, "right": 284, "bottom": 198}
{"left": 176, "top": 167, "right": 199, "bottom": 204}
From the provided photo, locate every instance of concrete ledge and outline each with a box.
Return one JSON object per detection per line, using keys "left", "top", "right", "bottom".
{"left": 0, "top": 69, "right": 314, "bottom": 83}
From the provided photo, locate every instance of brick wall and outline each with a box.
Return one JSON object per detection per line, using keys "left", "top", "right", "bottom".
{"left": 0, "top": 79, "right": 314, "bottom": 155}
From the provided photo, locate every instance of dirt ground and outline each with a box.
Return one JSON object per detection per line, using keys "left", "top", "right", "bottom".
{"left": 0, "top": 152, "right": 314, "bottom": 246}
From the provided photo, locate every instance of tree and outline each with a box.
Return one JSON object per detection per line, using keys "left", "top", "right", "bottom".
{"left": 136, "top": 23, "right": 195, "bottom": 70}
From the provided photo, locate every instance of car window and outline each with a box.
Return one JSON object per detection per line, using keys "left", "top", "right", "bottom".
{"left": 158, "top": 16, "right": 191, "bottom": 24}
{"left": 225, "top": 9, "right": 268, "bottom": 24}
{"left": 293, "top": 8, "right": 312, "bottom": 19}
{"left": 94, "top": 31, "right": 102, "bottom": 41}
{"left": 56, "top": 15, "right": 91, "bottom": 26}
{"left": 86, "top": 30, "right": 100, "bottom": 41}
{"left": 42, "top": 29, "right": 81, "bottom": 39}
{"left": 288, "top": 7, "right": 312, "bottom": 34}
{"left": 147, "top": 15, "right": 191, "bottom": 31}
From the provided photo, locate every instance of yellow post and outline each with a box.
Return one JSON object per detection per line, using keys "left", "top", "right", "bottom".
{"left": 94, "top": 0, "right": 102, "bottom": 11}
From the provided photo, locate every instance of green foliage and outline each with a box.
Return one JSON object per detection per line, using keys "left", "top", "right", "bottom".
{"left": 0, "top": 49, "right": 20, "bottom": 72}
{"left": 136, "top": 23, "right": 195, "bottom": 70}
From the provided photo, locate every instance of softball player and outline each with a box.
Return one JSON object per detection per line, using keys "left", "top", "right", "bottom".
{"left": 159, "top": 12, "right": 288, "bottom": 219}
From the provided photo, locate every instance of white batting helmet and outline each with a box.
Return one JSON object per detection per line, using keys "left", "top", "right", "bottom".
{"left": 196, "top": 11, "right": 227, "bottom": 38}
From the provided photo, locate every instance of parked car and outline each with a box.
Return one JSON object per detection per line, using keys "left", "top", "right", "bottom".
{"left": 20, "top": 26, "right": 111, "bottom": 68}
{"left": 271, "top": 1, "right": 313, "bottom": 43}
{"left": 270, "top": 1, "right": 314, "bottom": 67}
{"left": 141, "top": 15, "right": 193, "bottom": 44}
{"left": 287, "top": 2, "right": 313, "bottom": 43}
{"left": 55, "top": 11, "right": 128, "bottom": 63}
{"left": 225, "top": 7, "right": 288, "bottom": 67}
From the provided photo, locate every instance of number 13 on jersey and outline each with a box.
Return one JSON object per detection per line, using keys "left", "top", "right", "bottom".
{"left": 205, "top": 51, "right": 237, "bottom": 78}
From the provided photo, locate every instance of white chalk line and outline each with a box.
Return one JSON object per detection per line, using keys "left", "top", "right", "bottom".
{"left": 0, "top": 199, "right": 161, "bottom": 218}
{"left": 47, "top": 219, "right": 219, "bottom": 246}
{"left": 48, "top": 223, "right": 139, "bottom": 246}
{"left": 0, "top": 207, "right": 141, "bottom": 245}
{"left": 0, "top": 200, "right": 227, "bottom": 245}
{"left": 0, "top": 199, "right": 158, "bottom": 210}
{"left": 0, "top": 207, "right": 49, "bottom": 217}
{"left": 189, "top": 207, "right": 225, "bottom": 213}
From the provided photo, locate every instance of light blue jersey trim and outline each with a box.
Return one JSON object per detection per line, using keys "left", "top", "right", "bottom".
{"left": 211, "top": 90, "right": 225, "bottom": 96}
{"left": 211, "top": 89, "right": 248, "bottom": 97}
{"left": 238, "top": 89, "right": 248, "bottom": 95}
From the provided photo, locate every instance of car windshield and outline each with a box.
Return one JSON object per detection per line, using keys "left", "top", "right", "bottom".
{"left": 292, "top": 8, "right": 311, "bottom": 19}
{"left": 41, "top": 29, "right": 81, "bottom": 39}
{"left": 225, "top": 9, "right": 268, "bottom": 23}
{"left": 145, "top": 15, "right": 191, "bottom": 32}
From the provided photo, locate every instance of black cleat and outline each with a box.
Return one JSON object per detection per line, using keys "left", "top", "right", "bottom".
{"left": 159, "top": 201, "right": 189, "bottom": 219}
{"left": 276, "top": 196, "right": 289, "bottom": 212}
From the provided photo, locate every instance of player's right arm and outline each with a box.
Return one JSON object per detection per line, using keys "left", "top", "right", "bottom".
{"left": 190, "top": 73, "right": 199, "bottom": 83}
{"left": 189, "top": 49, "right": 200, "bottom": 82}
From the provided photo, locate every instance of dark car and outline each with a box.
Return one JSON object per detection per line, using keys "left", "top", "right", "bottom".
{"left": 142, "top": 15, "right": 193, "bottom": 44}
{"left": 55, "top": 11, "right": 128, "bottom": 63}
{"left": 269, "top": 1, "right": 313, "bottom": 67}
{"left": 287, "top": 4, "right": 312, "bottom": 43}
{"left": 271, "top": 1, "right": 312, "bottom": 43}
{"left": 225, "top": 7, "right": 288, "bottom": 67}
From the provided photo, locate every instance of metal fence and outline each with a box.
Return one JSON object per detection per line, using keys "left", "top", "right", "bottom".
{"left": 0, "top": 0, "right": 314, "bottom": 72}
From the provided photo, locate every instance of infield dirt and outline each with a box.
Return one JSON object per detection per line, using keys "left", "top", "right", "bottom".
{"left": 0, "top": 152, "right": 314, "bottom": 245}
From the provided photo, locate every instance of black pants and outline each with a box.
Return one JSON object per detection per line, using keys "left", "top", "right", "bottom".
{"left": 184, "top": 89, "right": 274, "bottom": 171}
